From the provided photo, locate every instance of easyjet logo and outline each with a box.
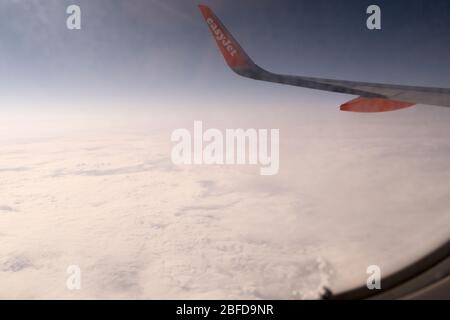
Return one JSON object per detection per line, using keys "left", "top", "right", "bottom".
{"left": 206, "top": 17, "right": 237, "bottom": 57}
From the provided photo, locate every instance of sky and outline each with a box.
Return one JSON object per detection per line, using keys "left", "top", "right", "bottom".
{"left": 1, "top": 0, "right": 450, "bottom": 112}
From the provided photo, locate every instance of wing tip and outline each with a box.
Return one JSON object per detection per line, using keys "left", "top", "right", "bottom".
{"left": 198, "top": 4, "right": 209, "bottom": 13}
{"left": 198, "top": 4, "right": 254, "bottom": 70}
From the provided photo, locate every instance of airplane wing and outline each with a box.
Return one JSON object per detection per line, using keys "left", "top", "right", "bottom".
{"left": 198, "top": 5, "right": 450, "bottom": 112}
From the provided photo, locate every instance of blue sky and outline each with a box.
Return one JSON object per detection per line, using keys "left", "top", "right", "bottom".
{"left": 1, "top": 0, "right": 450, "bottom": 111}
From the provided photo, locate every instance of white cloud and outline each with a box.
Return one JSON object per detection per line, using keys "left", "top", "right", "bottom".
{"left": 0, "top": 105, "right": 449, "bottom": 299}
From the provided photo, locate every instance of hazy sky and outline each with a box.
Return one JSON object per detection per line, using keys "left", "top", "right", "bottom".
{"left": 1, "top": 0, "right": 450, "bottom": 111}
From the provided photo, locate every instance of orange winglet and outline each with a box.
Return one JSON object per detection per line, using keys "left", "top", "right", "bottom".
{"left": 198, "top": 5, "right": 253, "bottom": 69}
{"left": 340, "top": 97, "right": 415, "bottom": 113}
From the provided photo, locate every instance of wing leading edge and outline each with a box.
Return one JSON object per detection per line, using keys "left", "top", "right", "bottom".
{"left": 198, "top": 5, "right": 450, "bottom": 112}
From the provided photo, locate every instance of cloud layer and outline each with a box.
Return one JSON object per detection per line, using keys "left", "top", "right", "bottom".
{"left": 0, "top": 105, "right": 449, "bottom": 299}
